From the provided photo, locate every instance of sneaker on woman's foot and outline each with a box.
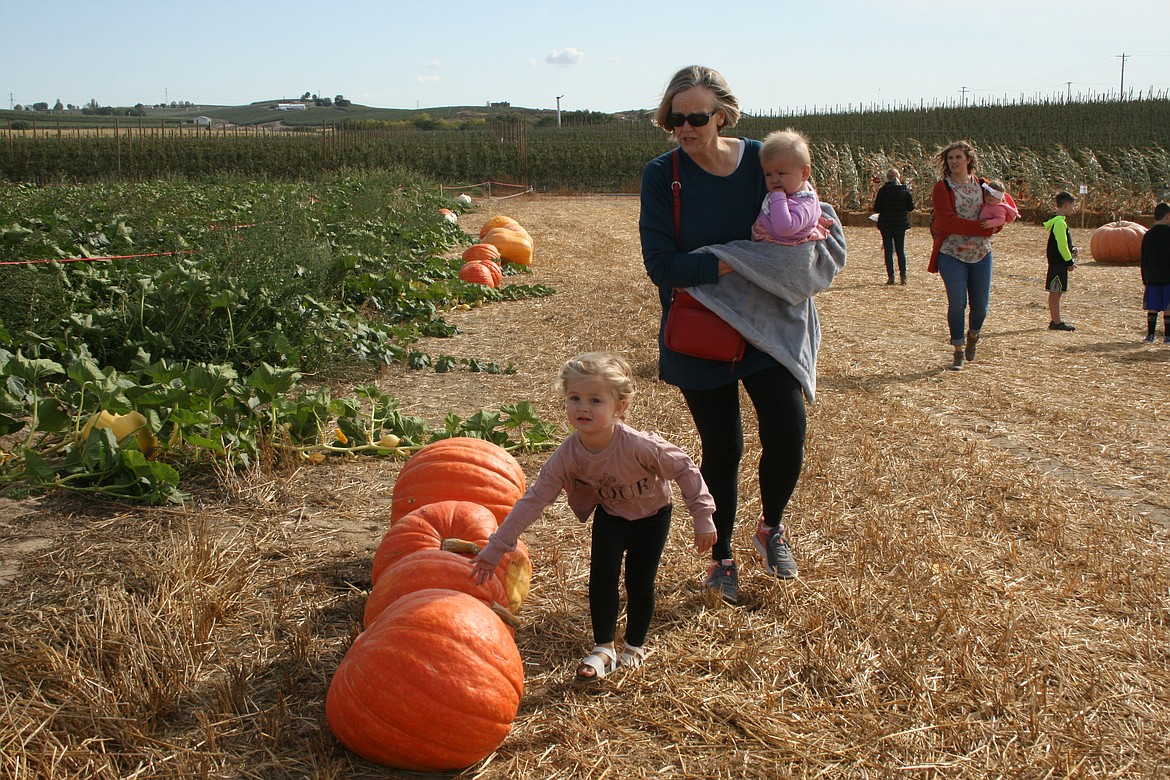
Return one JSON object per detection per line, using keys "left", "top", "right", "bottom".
{"left": 705, "top": 560, "right": 739, "bottom": 604}
{"left": 753, "top": 518, "right": 798, "bottom": 579}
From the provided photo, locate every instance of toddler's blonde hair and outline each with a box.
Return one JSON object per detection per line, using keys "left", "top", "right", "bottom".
{"left": 761, "top": 128, "right": 812, "bottom": 166}
{"left": 557, "top": 352, "right": 636, "bottom": 405}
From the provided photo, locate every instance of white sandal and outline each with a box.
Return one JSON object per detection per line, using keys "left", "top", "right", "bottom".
{"left": 619, "top": 643, "right": 649, "bottom": 670}
{"left": 576, "top": 645, "right": 618, "bottom": 680}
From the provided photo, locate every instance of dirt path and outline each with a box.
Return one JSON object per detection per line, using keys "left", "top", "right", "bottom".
{"left": 389, "top": 194, "right": 1169, "bottom": 527}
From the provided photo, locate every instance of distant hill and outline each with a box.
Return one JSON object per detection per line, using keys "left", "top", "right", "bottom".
{"left": 0, "top": 101, "right": 563, "bottom": 129}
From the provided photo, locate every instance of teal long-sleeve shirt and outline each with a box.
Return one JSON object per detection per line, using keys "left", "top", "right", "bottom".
{"left": 639, "top": 139, "right": 777, "bottom": 390}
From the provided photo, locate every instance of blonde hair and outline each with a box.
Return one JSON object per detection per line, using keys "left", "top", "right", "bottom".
{"left": 761, "top": 128, "right": 811, "bottom": 166}
{"left": 653, "top": 65, "right": 741, "bottom": 132}
{"left": 556, "top": 352, "right": 636, "bottom": 405}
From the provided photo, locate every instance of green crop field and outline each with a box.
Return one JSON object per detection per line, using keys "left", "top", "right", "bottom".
{"left": 4, "top": 97, "right": 1169, "bottom": 216}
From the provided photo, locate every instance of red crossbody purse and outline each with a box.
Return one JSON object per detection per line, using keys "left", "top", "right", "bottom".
{"left": 662, "top": 150, "right": 747, "bottom": 365}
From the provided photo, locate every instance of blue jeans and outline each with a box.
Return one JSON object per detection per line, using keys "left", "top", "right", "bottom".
{"left": 937, "top": 251, "right": 993, "bottom": 345}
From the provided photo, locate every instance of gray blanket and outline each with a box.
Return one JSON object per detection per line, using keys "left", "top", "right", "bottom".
{"left": 685, "top": 202, "right": 847, "bottom": 402}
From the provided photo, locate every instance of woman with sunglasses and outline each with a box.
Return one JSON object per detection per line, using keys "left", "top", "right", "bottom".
{"left": 639, "top": 65, "right": 837, "bottom": 604}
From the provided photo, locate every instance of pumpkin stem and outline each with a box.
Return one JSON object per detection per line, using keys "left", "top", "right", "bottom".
{"left": 491, "top": 603, "right": 521, "bottom": 630}
{"left": 441, "top": 538, "right": 482, "bottom": 555}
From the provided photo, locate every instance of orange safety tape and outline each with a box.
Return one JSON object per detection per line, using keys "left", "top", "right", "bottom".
{"left": 0, "top": 249, "right": 201, "bottom": 266}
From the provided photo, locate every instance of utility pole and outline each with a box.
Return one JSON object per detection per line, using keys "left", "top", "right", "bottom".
{"left": 1117, "top": 53, "right": 1129, "bottom": 99}
{"left": 556, "top": 95, "right": 565, "bottom": 127}
{"left": 959, "top": 86, "right": 968, "bottom": 107}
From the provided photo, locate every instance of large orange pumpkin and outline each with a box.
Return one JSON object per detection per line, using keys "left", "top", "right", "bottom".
{"left": 1089, "top": 220, "right": 1147, "bottom": 264}
{"left": 462, "top": 242, "right": 501, "bottom": 264}
{"left": 478, "top": 215, "right": 529, "bottom": 241}
{"left": 459, "top": 258, "right": 503, "bottom": 287}
{"left": 326, "top": 588, "right": 524, "bottom": 771}
{"left": 390, "top": 437, "right": 525, "bottom": 525}
{"left": 371, "top": 501, "right": 531, "bottom": 613}
{"left": 372, "top": 500, "right": 498, "bottom": 584}
{"left": 364, "top": 549, "right": 509, "bottom": 628}
{"left": 482, "top": 227, "right": 534, "bottom": 266}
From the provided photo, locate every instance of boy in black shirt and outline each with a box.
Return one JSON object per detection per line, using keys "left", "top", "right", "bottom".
{"left": 1043, "top": 192, "right": 1078, "bottom": 331}
{"left": 1141, "top": 202, "right": 1170, "bottom": 343}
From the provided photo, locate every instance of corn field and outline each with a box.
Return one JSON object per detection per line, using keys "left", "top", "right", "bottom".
{"left": 3, "top": 98, "right": 1169, "bottom": 217}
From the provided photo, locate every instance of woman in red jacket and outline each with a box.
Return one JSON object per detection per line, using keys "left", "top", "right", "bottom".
{"left": 929, "top": 140, "right": 1001, "bottom": 370}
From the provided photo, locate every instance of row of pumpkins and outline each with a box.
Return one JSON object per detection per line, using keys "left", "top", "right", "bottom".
{"left": 325, "top": 437, "right": 533, "bottom": 772}
{"left": 458, "top": 215, "right": 535, "bottom": 288}
{"left": 448, "top": 213, "right": 1147, "bottom": 266}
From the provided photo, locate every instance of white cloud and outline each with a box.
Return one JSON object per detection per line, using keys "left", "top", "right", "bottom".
{"left": 416, "top": 75, "right": 440, "bottom": 84}
{"left": 424, "top": 59, "right": 443, "bottom": 69}
{"left": 545, "top": 48, "right": 584, "bottom": 66}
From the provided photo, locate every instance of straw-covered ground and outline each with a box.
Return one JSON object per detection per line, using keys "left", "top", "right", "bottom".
{"left": 2, "top": 194, "right": 1168, "bottom": 779}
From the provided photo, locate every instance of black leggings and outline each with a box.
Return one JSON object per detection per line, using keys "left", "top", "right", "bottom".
{"left": 880, "top": 226, "right": 908, "bottom": 278}
{"left": 681, "top": 364, "right": 807, "bottom": 562}
{"left": 589, "top": 504, "right": 672, "bottom": 648}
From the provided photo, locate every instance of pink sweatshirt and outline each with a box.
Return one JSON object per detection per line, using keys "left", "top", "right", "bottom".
{"left": 477, "top": 421, "right": 715, "bottom": 567}
{"left": 978, "top": 199, "right": 1019, "bottom": 228}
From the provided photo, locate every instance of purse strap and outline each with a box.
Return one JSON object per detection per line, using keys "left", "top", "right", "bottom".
{"left": 671, "top": 149, "right": 682, "bottom": 250}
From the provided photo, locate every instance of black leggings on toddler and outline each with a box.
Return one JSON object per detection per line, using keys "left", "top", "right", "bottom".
{"left": 589, "top": 503, "right": 671, "bottom": 648}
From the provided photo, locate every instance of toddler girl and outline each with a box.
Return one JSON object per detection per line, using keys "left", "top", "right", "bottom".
{"left": 472, "top": 352, "right": 716, "bottom": 681}
{"left": 977, "top": 179, "right": 1019, "bottom": 229}
{"left": 752, "top": 128, "right": 823, "bottom": 244}
{"left": 955, "top": 179, "right": 1018, "bottom": 253}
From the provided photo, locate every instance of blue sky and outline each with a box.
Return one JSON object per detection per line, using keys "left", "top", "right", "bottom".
{"left": 3, "top": 0, "right": 1168, "bottom": 114}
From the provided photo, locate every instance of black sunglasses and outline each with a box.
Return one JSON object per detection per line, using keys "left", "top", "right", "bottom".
{"left": 666, "top": 111, "right": 717, "bottom": 130}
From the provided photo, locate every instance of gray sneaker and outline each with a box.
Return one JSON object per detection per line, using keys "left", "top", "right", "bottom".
{"left": 705, "top": 560, "right": 739, "bottom": 604}
{"left": 753, "top": 518, "right": 798, "bottom": 579}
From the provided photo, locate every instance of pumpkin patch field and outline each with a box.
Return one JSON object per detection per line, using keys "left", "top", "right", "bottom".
{"left": 2, "top": 194, "right": 1169, "bottom": 778}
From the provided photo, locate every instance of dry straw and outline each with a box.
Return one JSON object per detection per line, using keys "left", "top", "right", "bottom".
{"left": 2, "top": 196, "right": 1168, "bottom": 778}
